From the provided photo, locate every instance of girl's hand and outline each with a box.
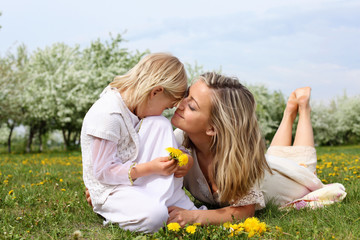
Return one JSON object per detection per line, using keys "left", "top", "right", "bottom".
{"left": 174, "top": 154, "right": 194, "bottom": 178}
{"left": 85, "top": 188, "right": 93, "bottom": 207}
{"left": 167, "top": 206, "right": 196, "bottom": 227}
{"left": 149, "top": 156, "right": 179, "bottom": 176}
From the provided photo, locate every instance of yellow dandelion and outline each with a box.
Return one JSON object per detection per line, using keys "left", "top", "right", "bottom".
{"left": 186, "top": 225, "right": 197, "bottom": 234}
{"left": 166, "top": 147, "right": 183, "bottom": 158}
{"left": 248, "top": 230, "right": 255, "bottom": 238}
{"left": 8, "top": 190, "right": 14, "bottom": 195}
{"left": 258, "top": 222, "right": 266, "bottom": 234}
{"left": 3, "top": 179, "right": 9, "bottom": 184}
{"left": 167, "top": 222, "right": 181, "bottom": 232}
{"left": 243, "top": 217, "right": 260, "bottom": 232}
{"left": 59, "top": 179, "right": 63, "bottom": 182}
{"left": 61, "top": 188, "right": 66, "bottom": 192}
{"left": 29, "top": 170, "right": 32, "bottom": 173}
{"left": 223, "top": 222, "right": 231, "bottom": 229}
{"left": 178, "top": 154, "right": 188, "bottom": 167}
{"left": 230, "top": 223, "right": 240, "bottom": 230}
{"left": 166, "top": 147, "right": 188, "bottom": 166}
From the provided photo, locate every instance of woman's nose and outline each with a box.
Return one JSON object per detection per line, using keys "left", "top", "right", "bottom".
{"left": 177, "top": 99, "right": 186, "bottom": 110}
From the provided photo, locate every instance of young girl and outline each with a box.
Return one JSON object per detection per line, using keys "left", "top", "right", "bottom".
{"left": 81, "top": 53, "right": 199, "bottom": 233}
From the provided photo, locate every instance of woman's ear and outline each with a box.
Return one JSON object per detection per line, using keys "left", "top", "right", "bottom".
{"left": 150, "top": 86, "right": 164, "bottom": 98}
{"left": 206, "top": 125, "right": 216, "bottom": 136}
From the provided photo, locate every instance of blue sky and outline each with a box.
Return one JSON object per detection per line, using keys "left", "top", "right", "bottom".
{"left": 1, "top": 0, "right": 359, "bottom": 102}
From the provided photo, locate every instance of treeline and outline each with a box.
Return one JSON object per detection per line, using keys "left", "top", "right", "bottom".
{"left": 1, "top": 35, "right": 359, "bottom": 153}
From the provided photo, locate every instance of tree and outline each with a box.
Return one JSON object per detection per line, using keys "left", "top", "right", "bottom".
{"left": 24, "top": 43, "right": 81, "bottom": 151}
{"left": 247, "top": 85, "right": 286, "bottom": 143}
{"left": 0, "top": 45, "right": 29, "bottom": 152}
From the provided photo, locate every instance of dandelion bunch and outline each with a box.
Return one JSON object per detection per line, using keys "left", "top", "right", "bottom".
{"left": 166, "top": 147, "right": 188, "bottom": 166}
{"left": 164, "top": 222, "right": 199, "bottom": 237}
{"left": 223, "top": 217, "right": 267, "bottom": 238}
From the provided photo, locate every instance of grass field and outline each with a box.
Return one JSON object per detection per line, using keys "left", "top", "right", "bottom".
{"left": 1, "top": 145, "right": 359, "bottom": 239}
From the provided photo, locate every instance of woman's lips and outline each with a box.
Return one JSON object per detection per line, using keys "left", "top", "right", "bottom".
{"left": 174, "top": 111, "right": 184, "bottom": 119}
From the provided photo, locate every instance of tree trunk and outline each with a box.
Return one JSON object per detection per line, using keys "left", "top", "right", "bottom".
{"left": 26, "top": 126, "right": 35, "bottom": 153}
{"left": 38, "top": 131, "right": 43, "bottom": 152}
{"left": 62, "top": 128, "right": 69, "bottom": 150}
{"left": 7, "top": 124, "right": 14, "bottom": 153}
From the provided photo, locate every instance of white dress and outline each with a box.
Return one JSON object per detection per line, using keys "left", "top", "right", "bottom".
{"left": 92, "top": 116, "right": 198, "bottom": 233}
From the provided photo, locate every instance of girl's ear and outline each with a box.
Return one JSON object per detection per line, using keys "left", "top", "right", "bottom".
{"left": 206, "top": 125, "right": 216, "bottom": 136}
{"left": 150, "top": 86, "right": 164, "bottom": 98}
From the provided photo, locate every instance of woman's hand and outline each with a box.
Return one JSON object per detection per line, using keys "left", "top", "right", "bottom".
{"left": 167, "top": 206, "right": 196, "bottom": 227}
{"left": 85, "top": 188, "right": 93, "bottom": 207}
{"left": 174, "top": 154, "right": 194, "bottom": 178}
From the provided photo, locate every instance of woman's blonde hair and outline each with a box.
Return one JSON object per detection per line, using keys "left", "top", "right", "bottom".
{"left": 109, "top": 53, "right": 187, "bottom": 110}
{"left": 184, "top": 72, "right": 270, "bottom": 204}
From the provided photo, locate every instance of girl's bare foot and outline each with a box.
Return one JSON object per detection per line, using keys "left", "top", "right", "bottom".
{"left": 294, "top": 87, "right": 311, "bottom": 113}
{"left": 284, "top": 91, "right": 298, "bottom": 121}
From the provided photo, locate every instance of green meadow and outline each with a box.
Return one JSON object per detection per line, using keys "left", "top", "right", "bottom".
{"left": 1, "top": 145, "right": 359, "bottom": 239}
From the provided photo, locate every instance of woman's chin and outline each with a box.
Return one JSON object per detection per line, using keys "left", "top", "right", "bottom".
{"left": 170, "top": 117, "right": 179, "bottom": 128}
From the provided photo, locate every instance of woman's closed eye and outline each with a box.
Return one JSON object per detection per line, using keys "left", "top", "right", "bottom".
{"left": 188, "top": 103, "right": 195, "bottom": 111}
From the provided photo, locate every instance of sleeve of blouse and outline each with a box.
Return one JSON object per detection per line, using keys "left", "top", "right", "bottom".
{"left": 231, "top": 188, "right": 266, "bottom": 210}
{"left": 92, "top": 137, "right": 134, "bottom": 185}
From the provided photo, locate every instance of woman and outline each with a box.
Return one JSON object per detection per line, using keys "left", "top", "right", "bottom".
{"left": 167, "top": 72, "right": 346, "bottom": 226}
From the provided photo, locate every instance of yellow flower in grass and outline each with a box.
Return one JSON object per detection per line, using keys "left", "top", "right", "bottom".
{"left": 186, "top": 225, "right": 197, "bottom": 234}
{"left": 243, "top": 217, "right": 267, "bottom": 237}
{"left": 223, "top": 222, "right": 231, "bottom": 229}
{"left": 8, "top": 190, "right": 14, "bottom": 195}
{"left": 248, "top": 230, "right": 255, "bottom": 238}
{"left": 243, "top": 217, "right": 260, "bottom": 232}
{"left": 167, "top": 222, "right": 181, "bottom": 232}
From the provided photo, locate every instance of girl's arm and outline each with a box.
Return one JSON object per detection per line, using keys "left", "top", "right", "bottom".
{"left": 167, "top": 204, "right": 255, "bottom": 226}
{"left": 92, "top": 137, "right": 178, "bottom": 185}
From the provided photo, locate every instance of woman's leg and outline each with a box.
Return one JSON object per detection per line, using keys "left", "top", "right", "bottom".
{"left": 270, "top": 91, "right": 298, "bottom": 146}
{"left": 292, "top": 87, "right": 314, "bottom": 147}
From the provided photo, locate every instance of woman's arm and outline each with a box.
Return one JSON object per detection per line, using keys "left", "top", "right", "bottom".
{"left": 167, "top": 204, "right": 255, "bottom": 226}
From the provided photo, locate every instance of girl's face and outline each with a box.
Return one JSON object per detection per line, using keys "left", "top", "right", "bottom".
{"left": 137, "top": 88, "right": 176, "bottom": 118}
{"left": 171, "top": 80, "right": 214, "bottom": 135}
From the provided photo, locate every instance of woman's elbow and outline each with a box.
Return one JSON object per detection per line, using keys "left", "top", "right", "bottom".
{"left": 231, "top": 204, "right": 255, "bottom": 220}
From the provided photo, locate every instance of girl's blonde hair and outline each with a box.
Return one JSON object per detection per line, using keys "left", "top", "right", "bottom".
{"left": 109, "top": 53, "right": 187, "bottom": 110}
{"left": 184, "top": 72, "right": 270, "bottom": 204}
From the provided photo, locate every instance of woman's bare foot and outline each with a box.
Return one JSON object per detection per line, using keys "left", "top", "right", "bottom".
{"left": 284, "top": 91, "right": 298, "bottom": 121}
{"left": 294, "top": 87, "right": 311, "bottom": 113}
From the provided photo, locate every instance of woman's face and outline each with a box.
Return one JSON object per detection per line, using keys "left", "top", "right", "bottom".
{"left": 171, "top": 80, "right": 213, "bottom": 135}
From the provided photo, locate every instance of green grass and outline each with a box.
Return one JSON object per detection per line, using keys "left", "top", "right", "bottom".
{"left": 0, "top": 145, "right": 359, "bottom": 239}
